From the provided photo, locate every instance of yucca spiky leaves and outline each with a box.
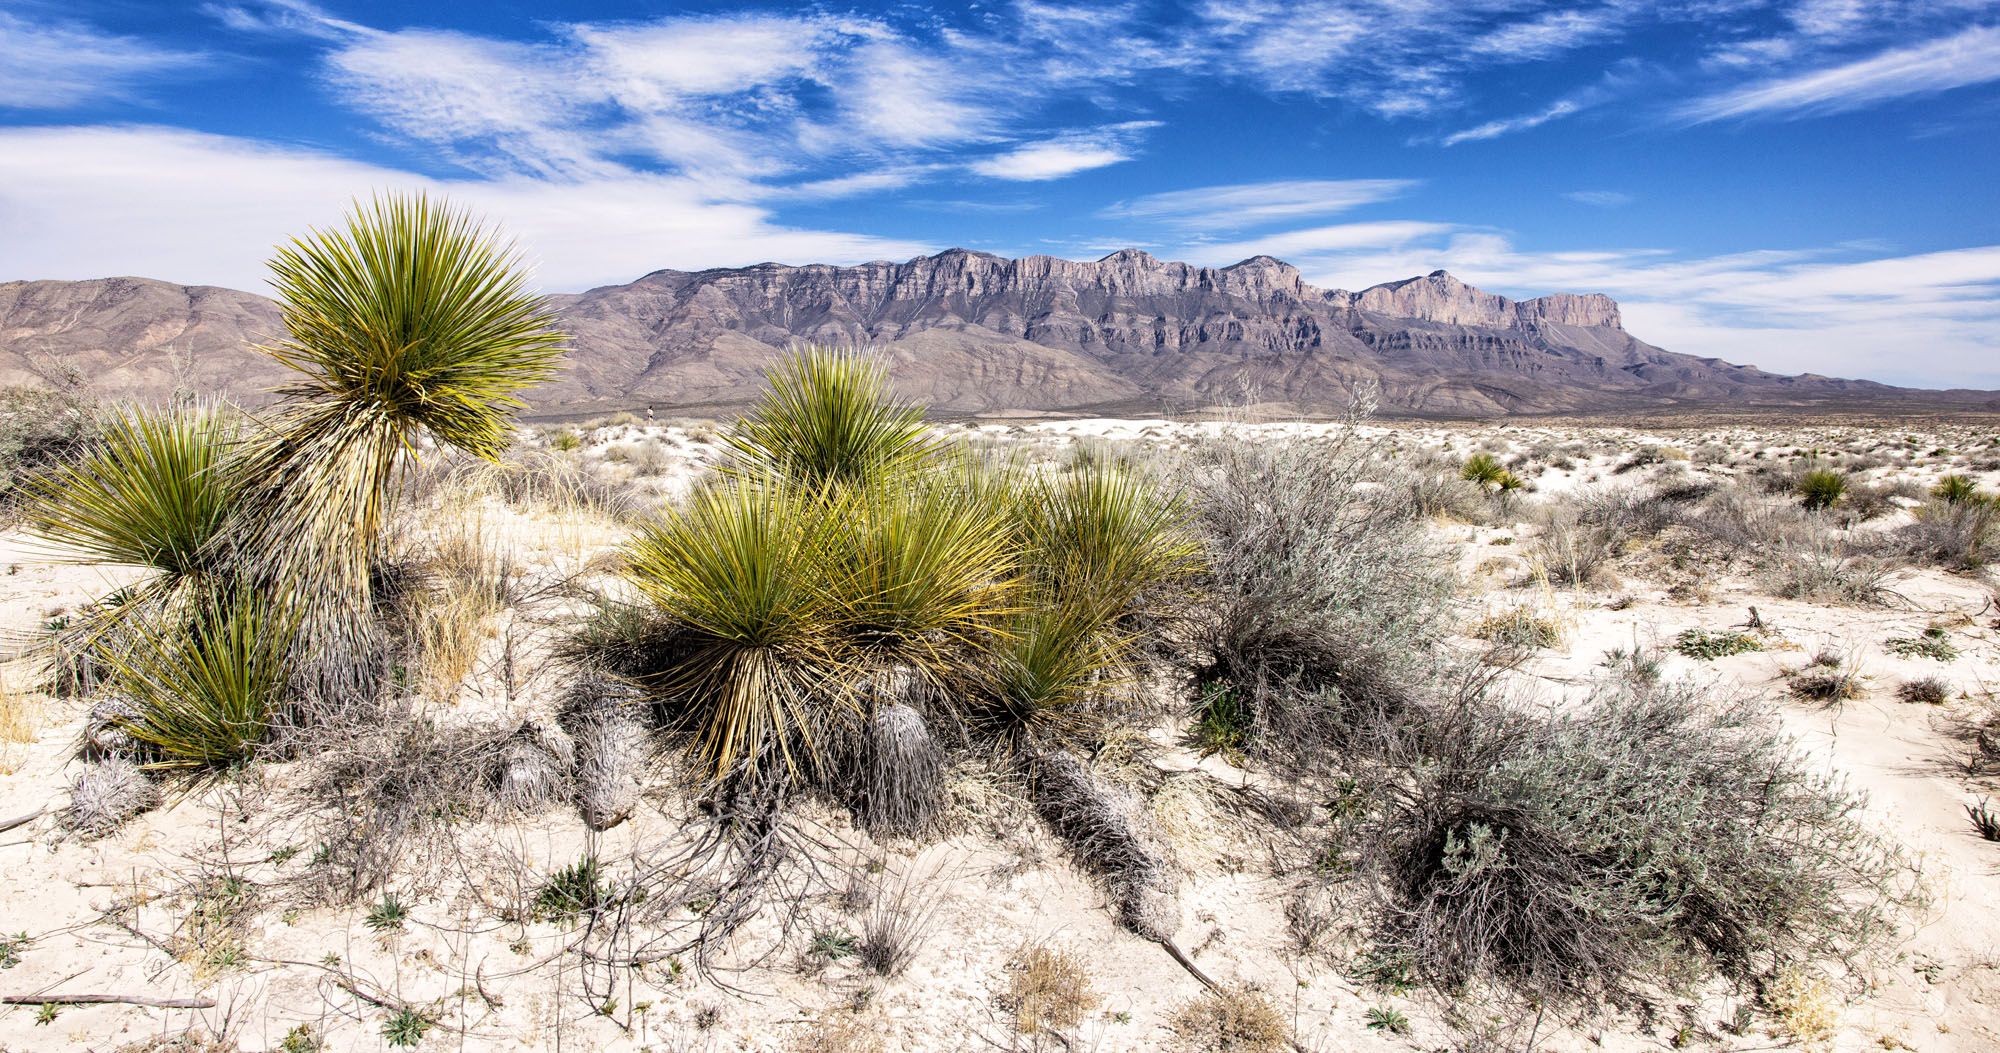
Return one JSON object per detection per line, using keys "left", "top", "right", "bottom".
{"left": 623, "top": 480, "right": 857, "bottom": 779}
{"left": 1023, "top": 460, "right": 1199, "bottom": 616}
{"left": 239, "top": 193, "right": 567, "bottom": 582}
{"left": 102, "top": 585, "right": 295, "bottom": 768}
{"left": 17, "top": 405, "right": 237, "bottom": 581}
{"left": 833, "top": 471, "right": 1018, "bottom": 679}
{"left": 725, "top": 346, "right": 935, "bottom": 488}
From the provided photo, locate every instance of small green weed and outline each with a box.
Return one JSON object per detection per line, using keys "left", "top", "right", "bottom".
{"left": 1674, "top": 628, "right": 1764, "bottom": 660}
{"left": 366, "top": 893, "right": 409, "bottom": 932}
{"left": 382, "top": 1007, "right": 433, "bottom": 1047}
{"left": 1885, "top": 628, "right": 1959, "bottom": 662}
{"left": 533, "top": 857, "right": 612, "bottom": 923}
{"left": 1364, "top": 1006, "right": 1411, "bottom": 1034}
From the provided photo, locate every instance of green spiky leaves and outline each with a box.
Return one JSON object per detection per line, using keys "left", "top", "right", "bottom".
{"left": 724, "top": 347, "right": 936, "bottom": 487}
{"left": 103, "top": 585, "right": 296, "bottom": 768}
{"left": 17, "top": 405, "right": 238, "bottom": 582}
{"left": 263, "top": 193, "right": 566, "bottom": 462}
{"left": 609, "top": 345, "right": 1196, "bottom": 781}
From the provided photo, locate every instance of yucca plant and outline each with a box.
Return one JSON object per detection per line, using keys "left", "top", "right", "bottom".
{"left": 1021, "top": 460, "right": 1199, "bottom": 620}
{"left": 1459, "top": 452, "right": 1520, "bottom": 491}
{"left": 1933, "top": 474, "right": 1985, "bottom": 505}
{"left": 17, "top": 405, "right": 238, "bottom": 583}
{"left": 1798, "top": 467, "right": 1848, "bottom": 511}
{"left": 723, "top": 346, "right": 935, "bottom": 488}
{"left": 239, "top": 195, "right": 562, "bottom": 578}
{"left": 229, "top": 193, "right": 565, "bottom": 701}
{"left": 831, "top": 470, "right": 1018, "bottom": 683}
{"left": 100, "top": 585, "right": 295, "bottom": 768}
{"left": 965, "top": 595, "right": 1132, "bottom": 754}
{"left": 17, "top": 406, "right": 242, "bottom": 695}
{"left": 621, "top": 479, "right": 858, "bottom": 779}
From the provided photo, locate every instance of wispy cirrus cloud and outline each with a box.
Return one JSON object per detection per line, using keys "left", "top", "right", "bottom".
{"left": 970, "top": 122, "right": 1159, "bottom": 181}
{"left": 1684, "top": 23, "right": 2000, "bottom": 121}
{"left": 1440, "top": 98, "right": 1583, "bottom": 146}
{"left": 1566, "top": 189, "right": 1634, "bottom": 207}
{"left": 1101, "top": 179, "right": 1420, "bottom": 231}
{"left": 0, "top": 11, "right": 205, "bottom": 110}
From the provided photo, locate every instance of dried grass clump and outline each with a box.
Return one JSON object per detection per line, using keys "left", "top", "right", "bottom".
{"left": 0, "top": 677, "right": 40, "bottom": 774}
{"left": 59, "top": 757, "right": 159, "bottom": 838}
{"left": 1896, "top": 676, "right": 1952, "bottom": 705}
{"left": 856, "top": 863, "right": 944, "bottom": 978}
{"left": 1765, "top": 965, "right": 1840, "bottom": 1048}
{"left": 1788, "top": 655, "right": 1865, "bottom": 702}
{"left": 1005, "top": 942, "right": 1101, "bottom": 1035}
{"left": 300, "top": 714, "right": 501, "bottom": 899}
{"left": 1165, "top": 984, "right": 1290, "bottom": 1052}
{"left": 784, "top": 1014, "right": 886, "bottom": 1053}
{"left": 1469, "top": 608, "right": 1562, "bottom": 653}
{"left": 1354, "top": 673, "right": 1902, "bottom": 1015}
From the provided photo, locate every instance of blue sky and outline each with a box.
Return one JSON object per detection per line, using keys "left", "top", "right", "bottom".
{"left": 3, "top": 1, "right": 1999, "bottom": 388}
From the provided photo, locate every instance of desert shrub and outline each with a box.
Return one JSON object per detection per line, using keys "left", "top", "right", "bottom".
{"left": 1967, "top": 800, "right": 2000, "bottom": 842}
{"left": 1797, "top": 468, "right": 1847, "bottom": 510}
{"left": 1674, "top": 628, "right": 1763, "bottom": 660}
{"left": 1186, "top": 433, "right": 1458, "bottom": 764}
{"left": 1897, "top": 676, "right": 1952, "bottom": 705}
{"left": 1884, "top": 627, "right": 1959, "bottom": 662}
{"left": 1888, "top": 498, "right": 1998, "bottom": 571}
{"left": 1164, "top": 984, "right": 1289, "bottom": 1052}
{"left": 1005, "top": 943, "right": 1101, "bottom": 1034}
{"left": 1529, "top": 510, "right": 1617, "bottom": 588}
{"left": 1763, "top": 532, "right": 1889, "bottom": 605}
{"left": 1353, "top": 673, "right": 1901, "bottom": 1014}
{"left": 301, "top": 714, "right": 505, "bottom": 899}
{"left": 0, "top": 381, "right": 99, "bottom": 504}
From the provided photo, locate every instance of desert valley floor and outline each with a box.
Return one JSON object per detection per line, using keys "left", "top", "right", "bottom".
{"left": 3, "top": 414, "right": 2000, "bottom": 1053}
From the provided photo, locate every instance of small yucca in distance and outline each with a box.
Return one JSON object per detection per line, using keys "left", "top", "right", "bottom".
{"left": 722, "top": 346, "right": 936, "bottom": 487}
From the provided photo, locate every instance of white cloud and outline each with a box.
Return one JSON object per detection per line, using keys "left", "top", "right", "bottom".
{"left": 1185, "top": 222, "right": 1456, "bottom": 264}
{"left": 0, "top": 11, "right": 204, "bottom": 109}
{"left": 1440, "top": 98, "right": 1583, "bottom": 145}
{"left": 1101, "top": 179, "right": 1419, "bottom": 230}
{"left": 0, "top": 126, "right": 928, "bottom": 293}
{"left": 1470, "top": 10, "right": 1617, "bottom": 61}
{"left": 1684, "top": 24, "right": 2000, "bottom": 120}
{"left": 969, "top": 123, "right": 1159, "bottom": 181}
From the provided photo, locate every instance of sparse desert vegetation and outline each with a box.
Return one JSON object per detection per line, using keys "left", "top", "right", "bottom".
{"left": 3, "top": 202, "right": 2000, "bottom": 1053}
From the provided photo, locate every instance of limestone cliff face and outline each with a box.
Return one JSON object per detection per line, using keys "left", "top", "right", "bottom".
{"left": 3, "top": 250, "right": 1983, "bottom": 417}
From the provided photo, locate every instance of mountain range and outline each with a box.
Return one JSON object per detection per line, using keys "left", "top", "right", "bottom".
{"left": 2, "top": 249, "right": 1992, "bottom": 418}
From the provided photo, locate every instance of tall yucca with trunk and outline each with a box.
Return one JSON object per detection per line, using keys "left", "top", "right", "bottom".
{"left": 235, "top": 194, "right": 565, "bottom": 699}
{"left": 724, "top": 346, "right": 935, "bottom": 487}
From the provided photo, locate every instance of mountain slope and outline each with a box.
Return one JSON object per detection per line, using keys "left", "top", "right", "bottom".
{"left": 2, "top": 250, "right": 1991, "bottom": 417}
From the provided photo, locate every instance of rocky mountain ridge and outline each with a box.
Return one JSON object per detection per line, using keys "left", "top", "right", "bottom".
{"left": 2, "top": 249, "right": 1991, "bottom": 417}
